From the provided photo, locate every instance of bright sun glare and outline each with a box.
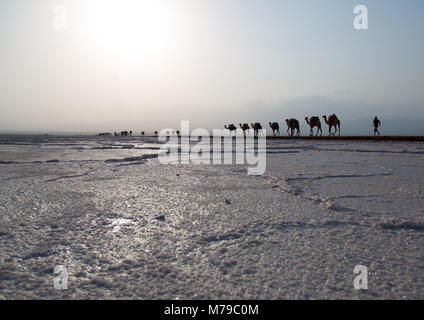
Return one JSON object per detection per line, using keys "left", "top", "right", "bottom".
{"left": 79, "top": 0, "right": 183, "bottom": 68}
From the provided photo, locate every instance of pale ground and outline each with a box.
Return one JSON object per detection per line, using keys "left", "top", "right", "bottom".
{"left": 0, "top": 135, "right": 423, "bottom": 299}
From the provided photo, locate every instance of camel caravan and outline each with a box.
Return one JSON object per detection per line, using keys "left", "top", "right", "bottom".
{"left": 98, "top": 115, "right": 386, "bottom": 138}
{"left": 224, "top": 113, "right": 342, "bottom": 137}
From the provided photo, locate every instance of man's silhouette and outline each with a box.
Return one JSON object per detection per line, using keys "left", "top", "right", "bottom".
{"left": 373, "top": 116, "right": 381, "bottom": 136}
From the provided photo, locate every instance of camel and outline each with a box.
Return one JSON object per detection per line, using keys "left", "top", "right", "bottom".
{"left": 154, "top": 131, "right": 158, "bottom": 136}
{"left": 239, "top": 123, "right": 250, "bottom": 136}
{"left": 322, "top": 114, "right": 341, "bottom": 136}
{"left": 269, "top": 122, "right": 280, "bottom": 136}
{"left": 224, "top": 124, "right": 237, "bottom": 136}
{"left": 141, "top": 131, "right": 145, "bottom": 136}
{"left": 285, "top": 118, "right": 300, "bottom": 137}
{"left": 251, "top": 123, "right": 263, "bottom": 137}
{"left": 305, "top": 117, "right": 322, "bottom": 136}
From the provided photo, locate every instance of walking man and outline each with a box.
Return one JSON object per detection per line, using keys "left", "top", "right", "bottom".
{"left": 373, "top": 116, "right": 381, "bottom": 136}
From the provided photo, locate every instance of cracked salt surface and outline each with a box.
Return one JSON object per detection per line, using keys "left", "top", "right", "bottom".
{"left": 0, "top": 135, "right": 423, "bottom": 299}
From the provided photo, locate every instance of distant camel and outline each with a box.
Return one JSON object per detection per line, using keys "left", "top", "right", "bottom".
{"left": 176, "top": 130, "right": 180, "bottom": 136}
{"left": 239, "top": 123, "right": 250, "bottom": 135}
{"left": 251, "top": 123, "right": 263, "bottom": 137}
{"left": 154, "top": 131, "right": 158, "bottom": 136}
{"left": 225, "top": 124, "right": 237, "bottom": 135}
{"left": 285, "top": 118, "right": 300, "bottom": 137}
{"left": 269, "top": 122, "right": 280, "bottom": 136}
{"left": 305, "top": 117, "right": 322, "bottom": 137}
{"left": 141, "top": 131, "right": 145, "bottom": 136}
{"left": 322, "top": 114, "right": 341, "bottom": 136}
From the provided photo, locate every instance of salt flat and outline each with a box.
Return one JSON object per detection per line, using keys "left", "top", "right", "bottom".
{"left": 0, "top": 135, "right": 423, "bottom": 299}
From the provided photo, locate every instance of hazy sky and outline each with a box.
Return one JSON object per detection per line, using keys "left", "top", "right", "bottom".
{"left": 0, "top": 0, "right": 423, "bottom": 133}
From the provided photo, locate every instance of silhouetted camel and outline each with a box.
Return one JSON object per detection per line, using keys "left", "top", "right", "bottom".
{"left": 141, "top": 131, "right": 145, "bottom": 136}
{"left": 269, "top": 122, "right": 280, "bottom": 136}
{"left": 239, "top": 123, "right": 250, "bottom": 135}
{"left": 251, "top": 123, "right": 263, "bottom": 137}
{"left": 286, "top": 118, "right": 300, "bottom": 137}
{"left": 154, "top": 131, "right": 158, "bottom": 136}
{"left": 322, "top": 114, "right": 341, "bottom": 136}
{"left": 225, "top": 124, "right": 237, "bottom": 136}
{"left": 305, "top": 117, "right": 322, "bottom": 136}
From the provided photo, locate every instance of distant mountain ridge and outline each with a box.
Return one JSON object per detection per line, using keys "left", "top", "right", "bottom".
{"left": 1, "top": 118, "right": 423, "bottom": 136}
